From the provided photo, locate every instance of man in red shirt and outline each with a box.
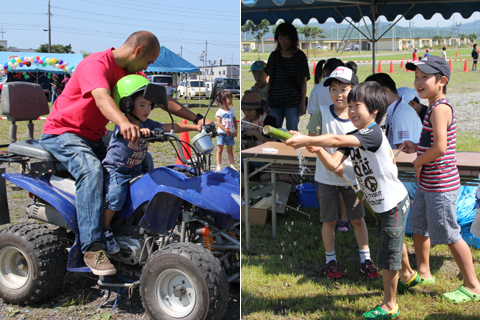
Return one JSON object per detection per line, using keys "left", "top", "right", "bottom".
{"left": 41, "top": 31, "right": 206, "bottom": 276}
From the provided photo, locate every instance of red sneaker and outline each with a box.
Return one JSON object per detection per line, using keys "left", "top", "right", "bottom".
{"left": 324, "top": 260, "right": 342, "bottom": 279}
{"left": 361, "top": 259, "right": 380, "bottom": 279}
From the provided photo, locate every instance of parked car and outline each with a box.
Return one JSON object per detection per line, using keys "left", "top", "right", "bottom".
{"left": 146, "top": 74, "right": 173, "bottom": 87}
{"left": 213, "top": 78, "right": 240, "bottom": 99}
{"left": 177, "top": 80, "right": 208, "bottom": 99}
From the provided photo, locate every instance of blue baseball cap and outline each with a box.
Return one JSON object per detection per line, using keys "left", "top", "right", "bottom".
{"left": 250, "top": 60, "right": 266, "bottom": 72}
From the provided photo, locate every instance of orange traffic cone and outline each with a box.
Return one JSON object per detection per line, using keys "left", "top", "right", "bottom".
{"left": 389, "top": 60, "right": 395, "bottom": 73}
{"left": 176, "top": 119, "right": 192, "bottom": 165}
{"left": 449, "top": 59, "right": 453, "bottom": 71}
{"left": 464, "top": 59, "right": 469, "bottom": 72}
{"left": 400, "top": 58, "right": 404, "bottom": 69}
{"left": 312, "top": 61, "right": 316, "bottom": 75}
{"left": 456, "top": 51, "right": 458, "bottom": 57}
{"left": 377, "top": 60, "right": 382, "bottom": 73}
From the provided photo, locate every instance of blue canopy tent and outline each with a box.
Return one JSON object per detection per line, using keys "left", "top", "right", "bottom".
{"left": 241, "top": 0, "right": 480, "bottom": 70}
{"left": 146, "top": 46, "right": 200, "bottom": 74}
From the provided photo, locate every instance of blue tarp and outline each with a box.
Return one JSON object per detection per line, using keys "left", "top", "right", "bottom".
{"left": 0, "top": 52, "right": 83, "bottom": 74}
{"left": 146, "top": 46, "right": 199, "bottom": 74}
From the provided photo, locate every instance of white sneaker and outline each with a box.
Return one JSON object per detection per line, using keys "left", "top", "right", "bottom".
{"left": 230, "top": 164, "right": 237, "bottom": 171}
{"left": 104, "top": 230, "right": 120, "bottom": 255}
{"left": 216, "top": 165, "right": 222, "bottom": 171}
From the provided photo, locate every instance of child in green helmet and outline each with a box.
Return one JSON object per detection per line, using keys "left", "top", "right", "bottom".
{"left": 102, "top": 74, "right": 201, "bottom": 254}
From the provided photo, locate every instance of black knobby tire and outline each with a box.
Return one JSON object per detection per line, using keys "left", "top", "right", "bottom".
{"left": 0, "top": 222, "right": 67, "bottom": 305}
{"left": 140, "top": 242, "right": 229, "bottom": 320}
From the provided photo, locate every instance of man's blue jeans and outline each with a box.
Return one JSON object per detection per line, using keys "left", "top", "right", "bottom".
{"left": 41, "top": 132, "right": 110, "bottom": 253}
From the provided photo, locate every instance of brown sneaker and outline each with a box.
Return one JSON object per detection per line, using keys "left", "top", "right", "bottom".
{"left": 84, "top": 249, "right": 116, "bottom": 276}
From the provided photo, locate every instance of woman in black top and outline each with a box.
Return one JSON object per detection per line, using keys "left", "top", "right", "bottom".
{"left": 265, "top": 22, "right": 310, "bottom": 131}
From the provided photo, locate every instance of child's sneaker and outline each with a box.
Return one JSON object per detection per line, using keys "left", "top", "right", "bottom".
{"left": 324, "top": 260, "right": 342, "bottom": 279}
{"left": 361, "top": 259, "right": 380, "bottom": 279}
{"left": 216, "top": 165, "right": 222, "bottom": 171}
{"left": 104, "top": 230, "right": 120, "bottom": 255}
{"left": 230, "top": 164, "right": 238, "bottom": 171}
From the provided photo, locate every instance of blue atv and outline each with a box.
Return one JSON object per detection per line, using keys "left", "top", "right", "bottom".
{"left": 0, "top": 82, "right": 240, "bottom": 320}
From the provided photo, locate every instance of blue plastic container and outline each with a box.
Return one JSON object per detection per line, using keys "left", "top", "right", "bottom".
{"left": 296, "top": 183, "right": 319, "bottom": 208}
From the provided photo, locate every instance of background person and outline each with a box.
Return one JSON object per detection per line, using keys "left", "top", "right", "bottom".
{"left": 215, "top": 91, "right": 237, "bottom": 171}
{"left": 265, "top": 21, "right": 310, "bottom": 131}
{"left": 249, "top": 60, "right": 269, "bottom": 113}
{"left": 472, "top": 44, "right": 479, "bottom": 71}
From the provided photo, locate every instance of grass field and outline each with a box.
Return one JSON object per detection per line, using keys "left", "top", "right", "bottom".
{"left": 241, "top": 49, "right": 480, "bottom": 319}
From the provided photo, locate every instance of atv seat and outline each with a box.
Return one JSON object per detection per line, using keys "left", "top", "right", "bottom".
{"left": 8, "top": 139, "right": 56, "bottom": 161}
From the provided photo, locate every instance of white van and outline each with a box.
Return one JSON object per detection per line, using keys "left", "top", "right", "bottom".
{"left": 177, "top": 80, "right": 208, "bottom": 99}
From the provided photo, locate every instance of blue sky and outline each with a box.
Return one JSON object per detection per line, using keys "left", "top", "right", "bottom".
{"left": 0, "top": 0, "right": 240, "bottom": 67}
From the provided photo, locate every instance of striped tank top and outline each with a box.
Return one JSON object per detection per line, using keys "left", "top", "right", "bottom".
{"left": 417, "top": 98, "right": 460, "bottom": 192}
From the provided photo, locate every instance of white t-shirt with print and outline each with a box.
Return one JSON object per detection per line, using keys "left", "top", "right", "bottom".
{"left": 338, "top": 123, "right": 408, "bottom": 213}
{"left": 215, "top": 108, "right": 236, "bottom": 134}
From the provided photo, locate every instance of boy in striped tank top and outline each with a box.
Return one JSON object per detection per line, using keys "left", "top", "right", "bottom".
{"left": 403, "top": 56, "right": 480, "bottom": 303}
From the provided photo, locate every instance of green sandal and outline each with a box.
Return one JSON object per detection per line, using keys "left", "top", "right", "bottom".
{"left": 443, "top": 285, "right": 480, "bottom": 304}
{"left": 397, "top": 270, "right": 420, "bottom": 294}
{"left": 362, "top": 305, "right": 400, "bottom": 319}
{"left": 419, "top": 276, "right": 435, "bottom": 285}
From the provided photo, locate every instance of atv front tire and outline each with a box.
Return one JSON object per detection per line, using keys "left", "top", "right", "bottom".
{"left": 140, "top": 242, "right": 229, "bottom": 320}
{"left": 0, "top": 222, "right": 67, "bottom": 305}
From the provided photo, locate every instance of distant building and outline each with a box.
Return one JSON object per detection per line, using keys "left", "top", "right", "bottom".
{"left": 184, "top": 65, "right": 239, "bottom": 82}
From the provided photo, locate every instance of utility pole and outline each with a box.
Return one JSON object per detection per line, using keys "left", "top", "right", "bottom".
{"left": 0, "top": 28, "right": 5, "bottom": 41}
{"left": 48, "top": 0, "right": 51, "bottom": 53}
{"left": 180, "top": 46, "right": 182, "bottom": 57}
{"left": 204, "top": 41, "right": 207, "bottom": 82}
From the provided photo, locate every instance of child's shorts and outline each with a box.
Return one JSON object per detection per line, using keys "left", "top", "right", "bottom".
{"left": 104, "top": 165, "right": 141, "bottom": 212}
{"left": 408, "top": 187, "right": 462, "bottom": 245}
{"left": 217, "top": 134, "right": 235, "bottom": 146}
{"left": 378, "top": 195, "right": 410, "bottom": 271}
{"left": 317, "top": 183, "right": 365, "bottom": 223}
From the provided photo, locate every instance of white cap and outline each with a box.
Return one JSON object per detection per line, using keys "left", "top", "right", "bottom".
{"left": 397, "top": 87, "right": 419, "bottom": 103}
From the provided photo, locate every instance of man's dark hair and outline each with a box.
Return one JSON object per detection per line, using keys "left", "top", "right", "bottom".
{"left": 348, "top": 81, "right": 388, "bottom": 124}
{"left": 365, "top": 73, "right": 398, "bottom": 95}
{"left": 274, "top": 22, "right": 299, "bottom": 51}
{"left": 125, "top": 31, "right": 160, "bottom": 54}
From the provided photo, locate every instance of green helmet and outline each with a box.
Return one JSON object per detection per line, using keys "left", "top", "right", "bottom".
{"left": 112, "top": 74, "right": 150, "bottom": 113}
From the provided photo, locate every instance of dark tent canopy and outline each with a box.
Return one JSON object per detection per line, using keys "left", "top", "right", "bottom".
{"left": 241, "top": 0, "right": 480, "bottom": 25}
{"left": 242, "top": 0, "right": 480, "bottom": 69}
{"left": 146, "top": 46, "right": 199, "bottom": 74}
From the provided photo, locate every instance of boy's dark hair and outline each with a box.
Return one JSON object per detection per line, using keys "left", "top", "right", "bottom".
{"left": 365, "top": 72, "right": 398, "bottom": 95}
{"left": 314, "top": 58, "right": 344, "bottom": 84}
{"left": 346, "top": 61, "right": 358, "bottom": 74}
{"left": 216, "top": 90, "right": 232, "bottom": 106}
{"left": 348, "top": 81, "right": 388, "bottom": 124}
{"left": 274, "top": 22, "right": 299, "bottom": 51}
{"left": 443, "top": 47, "right": 446, "bottom": 51}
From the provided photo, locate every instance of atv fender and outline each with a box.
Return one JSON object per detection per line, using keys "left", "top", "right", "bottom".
{"left": 3, "top": 173, "right": 89, "bottom": 272}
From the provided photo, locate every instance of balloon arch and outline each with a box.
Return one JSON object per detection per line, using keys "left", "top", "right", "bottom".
{"left": 1, "top": 55, "right": 76, "bottom": 80}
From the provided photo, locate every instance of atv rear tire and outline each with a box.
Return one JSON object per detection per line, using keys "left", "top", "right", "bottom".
{"left": 140, "top": 242, "right": 229, "bottom": 320}
{"left": 0, "top": 222, "right": 67, "bottom": 305}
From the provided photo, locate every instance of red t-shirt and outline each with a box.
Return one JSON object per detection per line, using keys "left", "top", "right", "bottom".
{"left": 43, "top": 48, "right": 136, "bottom": 142}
